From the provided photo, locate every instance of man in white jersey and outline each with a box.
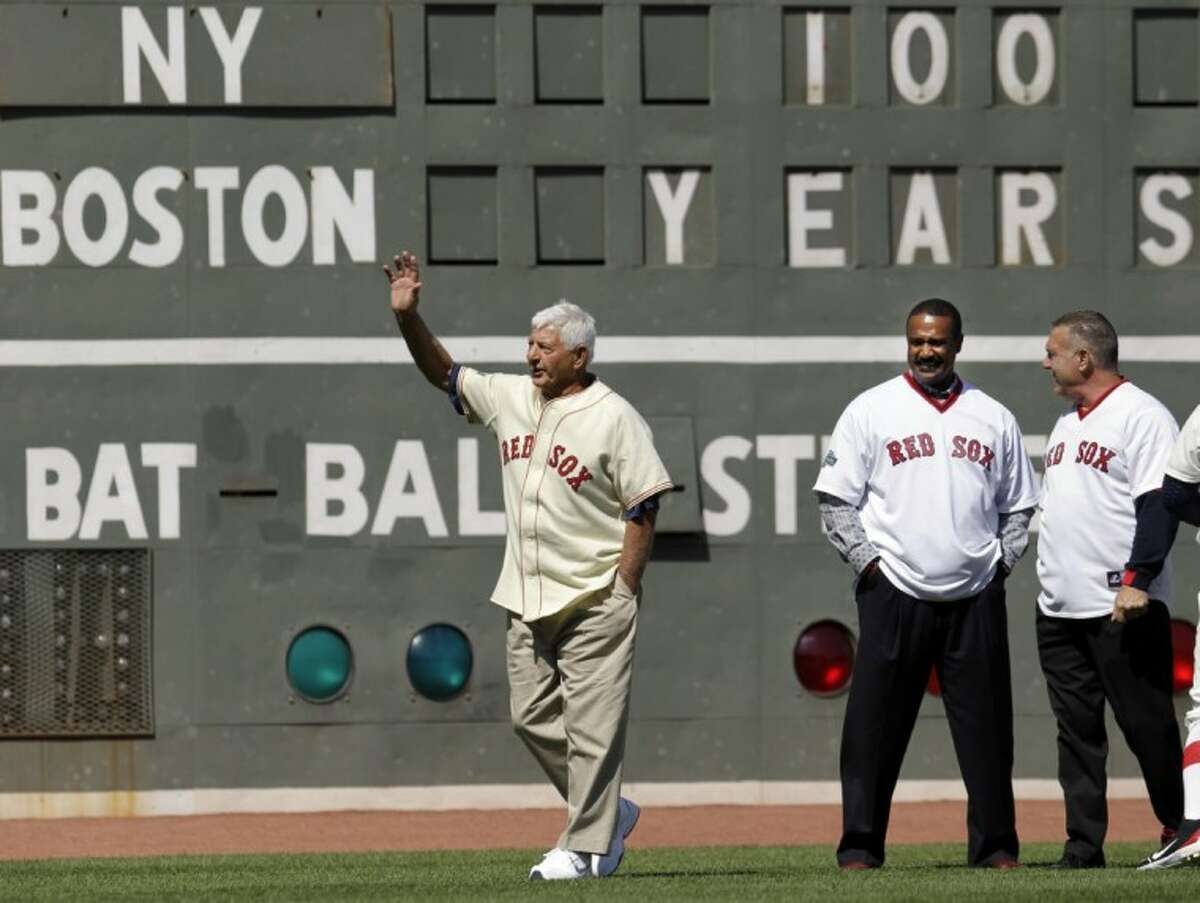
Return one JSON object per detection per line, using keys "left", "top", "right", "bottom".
{"left": 1140, "top": 401, "right": 1200, "bottom": 870}
{"left": 384, "top": 251, "right": 672, "bottom": 881}
{"left": 1036, "top": 310, "right": 1183, "bottom": 869}
{"left": 813, "top": 298, "right": 1039, "bottom": 869}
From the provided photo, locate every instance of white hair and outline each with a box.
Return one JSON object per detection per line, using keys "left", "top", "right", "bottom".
{"left": 530, "top": 300, "right": 596, "bottom": 360}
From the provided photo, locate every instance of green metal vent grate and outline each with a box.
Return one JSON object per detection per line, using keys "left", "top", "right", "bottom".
{"left": 0, "top": 550, "right": 152, "bottom": 738}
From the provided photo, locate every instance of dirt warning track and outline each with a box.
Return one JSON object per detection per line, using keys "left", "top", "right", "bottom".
{"left": 0, "top": 799, "right": 1167, "bottom": 861}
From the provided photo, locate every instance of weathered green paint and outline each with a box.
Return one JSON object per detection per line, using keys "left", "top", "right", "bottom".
{"left": 0, "top": 1, "right": 1194, "bottom": 801}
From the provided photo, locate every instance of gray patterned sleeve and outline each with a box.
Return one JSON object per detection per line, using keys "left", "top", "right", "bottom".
{"left": 998, "top": 507, "right": 1035, "bottom": 575}
{"left": 816, "top": 492, "right": 881, "bottom": 575}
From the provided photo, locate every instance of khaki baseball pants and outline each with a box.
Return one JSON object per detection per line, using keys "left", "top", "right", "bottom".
{"left": 505, "top": 575, "right": 639, "bottom": 855}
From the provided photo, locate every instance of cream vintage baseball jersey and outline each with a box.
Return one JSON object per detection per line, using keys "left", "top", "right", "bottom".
{"left": 454, "top": 367, "right": 672, "bottom": 621}
{"left": 1166, "top": 403, "right": 1200, "bottom": 559}
{"left": 814, "top": 373, "right": 1039, "bottom": 601}
{"left": 1037, "top": 380, "right": 1178, "bottom": 618}
{"left": 1167, "top": 404, "right": 1200, "bottom": 486}
{"left": 1166, "top": 406, "right": 1200, "bottom": 726}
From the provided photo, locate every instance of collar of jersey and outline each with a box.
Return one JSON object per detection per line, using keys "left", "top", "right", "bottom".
{"left": 903, "top": 371, "right": 963, "bottom": 413}
{"left": 533, "top": 377, "right": 606, "bottom": 413}
{"left": 1076, "top": 376, "right": 1127, "bottom": 420}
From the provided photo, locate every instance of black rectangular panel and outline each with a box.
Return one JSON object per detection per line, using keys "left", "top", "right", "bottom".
{"left": 0, "top": 550, "right": 153, "bottom": 738}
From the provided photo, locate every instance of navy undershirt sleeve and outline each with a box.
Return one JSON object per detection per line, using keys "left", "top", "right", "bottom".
{"left": 622, "top": 493, "right": 663, "bottom": 522}
{"left": 447, "top": 363, "right": 465, "bottom": 415}
{"left": 1163, "top": 474, "right": 1200, "bottom": 526}
{"left": 1123, "top": 489, "right": 1180, "bottom": 590}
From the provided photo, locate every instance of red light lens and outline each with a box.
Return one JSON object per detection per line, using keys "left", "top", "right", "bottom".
{"left": 794, "top": 620, "right": 855, "bottom": 696}
{"left": 926, "top": 667, "right": 942, "bottom": 697}
{"left": 1170, "top": 619, "right": 1196, "bottom": 695}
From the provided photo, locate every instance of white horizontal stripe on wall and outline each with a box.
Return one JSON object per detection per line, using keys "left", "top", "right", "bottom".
{"left": 0, "top": 778, "right": 1149, "bottom": 819}
{"left": 0, "top": 336, "right": 1197, "bottom": 367}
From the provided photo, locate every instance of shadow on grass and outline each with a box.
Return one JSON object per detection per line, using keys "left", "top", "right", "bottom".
{"left": 624, "top": 869, "right": 764, "bottom": 879}
{"left": 891, "top": 861, "right": 1110, "bottom": 871}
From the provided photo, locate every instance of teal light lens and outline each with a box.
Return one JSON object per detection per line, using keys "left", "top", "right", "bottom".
{"left": 286, "top": 626, "right": 353, "bottom": 703}
{"left": 407, "top": 624, "right": 473, "bottom": 701}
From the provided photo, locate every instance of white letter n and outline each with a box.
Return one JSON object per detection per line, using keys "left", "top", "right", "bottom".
{"left": 122, "top": 7, "right": 187, "bottom": 104}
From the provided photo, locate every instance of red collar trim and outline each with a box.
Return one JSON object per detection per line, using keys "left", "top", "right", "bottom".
{"left": 903, "top": 371, "right": 963, "bottom": 414}
{"left": 1077, "top": 377, "right": 1127, "bottom": 420}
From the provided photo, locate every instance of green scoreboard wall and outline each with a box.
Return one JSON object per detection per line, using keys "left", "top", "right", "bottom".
{"left": 0, "top": 0, "right": 1195, "bottom": 809}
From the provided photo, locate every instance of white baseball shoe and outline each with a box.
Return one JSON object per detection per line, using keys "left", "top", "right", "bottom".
{"left": 591, "top": 797, "right": 642, "bottom": 878}
{"left": 1138, "top": 818, "right": 1200, "bottom": 870}
{"left": 528, "top": 848, "right": 591, "bottom": 880}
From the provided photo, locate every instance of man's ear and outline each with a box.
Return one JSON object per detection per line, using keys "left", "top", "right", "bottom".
{"left": 574, "top": 346, "right": 590, "bottom": 372}
{"left": 1077, "top": 348, "right": 1092, "bottom": 375}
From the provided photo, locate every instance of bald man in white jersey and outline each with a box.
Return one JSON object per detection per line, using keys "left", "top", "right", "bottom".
{"left": 1036, "top": 310, "right": 1183, "bottom": 869}
{"left": 814, "top": 298, "right": 1039, "bottom": 869}
{"left": 384, "top": 251, "right": 672, "bottom": 881}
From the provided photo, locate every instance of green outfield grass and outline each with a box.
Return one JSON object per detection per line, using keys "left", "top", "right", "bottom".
{"left": 0, "top": 843, "right": 1195, "bottom": 902}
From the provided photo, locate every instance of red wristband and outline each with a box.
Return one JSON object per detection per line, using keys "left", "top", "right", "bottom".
{"left": 1122, "top": 568, "right": 1154, "bottom": 591}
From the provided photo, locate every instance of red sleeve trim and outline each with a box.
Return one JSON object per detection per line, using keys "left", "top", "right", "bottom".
{"left": 623, "top": 481, "right": 674, "bottom": 510}
{"left": 1184, "top": 742, "right": 1200, "bottom": 770}
{"left": 1121, "top": 568, "right": 1154, "bottom": 591}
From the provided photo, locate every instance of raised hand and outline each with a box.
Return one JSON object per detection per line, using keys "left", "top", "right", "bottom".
{"left": 383, "top": 250, "right": 423, "bottom": 314}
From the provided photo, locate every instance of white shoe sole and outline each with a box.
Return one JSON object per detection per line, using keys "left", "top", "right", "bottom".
{"left": 529, "top": 849, "right": 592, "bottom": 880}
{"left": 529, "top": 870, "right": 589, "bottom": 880}
{"left": 529, "top": 861, "right": 590, "bottom": 880}
{"left": 1138, "top": 840, "right": 1200, "bottom": 871}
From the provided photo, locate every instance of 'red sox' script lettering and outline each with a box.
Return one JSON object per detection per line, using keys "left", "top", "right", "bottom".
{"left": 885, "top": 432, "right": 935, "bottom": 465}
{"left": 885, "top": 433, "right": 994, "bottom": 471}
{"left": 500, "top": 433, "right": 595, "bottom": 492}
{"left": 500, "top": 433, "right": 535, "bottom": 465}
{"left": 1043, "top": 439, "right": 1116, "bottom": 473}
{"left": 950, "top": 435, "right": 995, "bottom": 471}
{"left": 548, "top": 443, "right": 594, "bottom": 492}
{"left": 1074, "top": 440, "right": 1117, "bottom": 472}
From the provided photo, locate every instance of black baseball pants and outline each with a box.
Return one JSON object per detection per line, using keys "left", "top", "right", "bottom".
{"left": 838, "top": 567, "right": 1018, "bottom": 868}
{"left": 1036, "top": 602, "right": 1183, "bottom": 862}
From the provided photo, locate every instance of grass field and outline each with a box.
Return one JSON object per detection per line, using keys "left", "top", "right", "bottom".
{"left": 1, "top": 843, "right": 1196, "bottom": 901}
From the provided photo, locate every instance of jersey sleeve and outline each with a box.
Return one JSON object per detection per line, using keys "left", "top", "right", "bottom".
{"left": 610, "top": 406, "right": 673, "bottom": 510}
{"left": 812, "top": 401, "right": 872, "bottom": 507}
{"left": 1166, "top": 404, "right": 1200, "bottom": 483}
{"left": 995, "top": 414, "right": 1041, "bottom": 514}
{"left": 454, "top": 366, "right": 506, "bottom": 429}
{"left": 1127, "top": 405, "right": 1180, "bottom": 498}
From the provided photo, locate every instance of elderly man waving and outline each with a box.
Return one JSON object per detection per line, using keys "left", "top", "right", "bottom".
{"left": 385, "top": 251, "right": 672, "bottom": 881}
